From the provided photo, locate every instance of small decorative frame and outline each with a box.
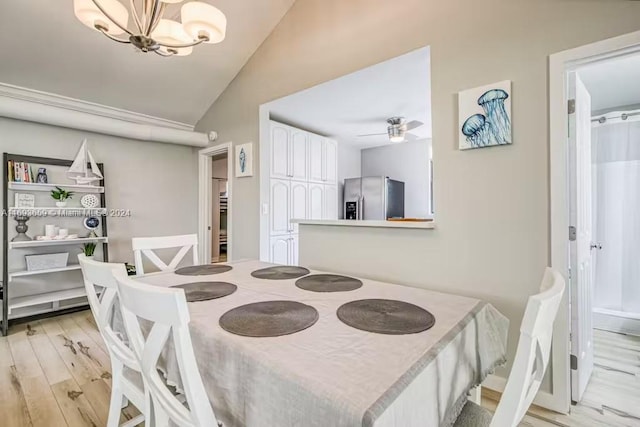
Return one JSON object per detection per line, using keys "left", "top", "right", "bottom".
{"left": 14, "top": 193, "right": 35, "bottom": 208}
{"left": 235, "top": 143, "right": 253, "bottom": 178}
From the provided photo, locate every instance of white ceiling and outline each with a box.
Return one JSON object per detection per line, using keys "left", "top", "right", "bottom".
{"left": 267, "top": 47, "right": 432, "bottom": 149}
{"left": 0, "top": 0, "right": 295, "bottom": 126}
{"left": 580, "top": 53, "right": 640, "bottom": 113}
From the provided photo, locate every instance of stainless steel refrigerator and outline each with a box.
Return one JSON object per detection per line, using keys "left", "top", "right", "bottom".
{"left": 343, "top": 177, "right": 405, "bottom": 220}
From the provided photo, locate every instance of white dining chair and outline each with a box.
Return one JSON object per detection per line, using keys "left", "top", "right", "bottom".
{"left": 454, "top": 267, "right": 565, "bottom": 427}
{"left": 78, "top": 254, "right": 146, "bottom": 427}
{"left": 132, "top": 234, "right": 199, "bottom": 275}
{"left": 113, "top": 269, "right": 220, "bottom": 427}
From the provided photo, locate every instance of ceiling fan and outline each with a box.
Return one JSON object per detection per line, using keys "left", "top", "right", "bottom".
{"left": 357, "top": 117, "right": 424, "bottom": 143}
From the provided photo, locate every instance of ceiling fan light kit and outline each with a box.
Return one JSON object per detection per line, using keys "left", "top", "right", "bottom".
{"left": 357, "top": 116, "right": 424, "bottom": 143}
{"left": 73, "top": 0, "right": 226, "bottom": 57}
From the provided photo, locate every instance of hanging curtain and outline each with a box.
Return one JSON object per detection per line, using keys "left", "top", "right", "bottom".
{"left": 592, "top": 116, "right": 640, "bottom": 314}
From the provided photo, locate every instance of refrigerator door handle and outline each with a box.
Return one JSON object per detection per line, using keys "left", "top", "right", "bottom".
{"left": 359, "top": 196, "right": 364, "bottom": 220}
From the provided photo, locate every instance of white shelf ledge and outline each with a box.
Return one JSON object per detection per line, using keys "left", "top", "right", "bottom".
{"left": 9, "top": 287, "right": 87, "bottom": 311}
{"left": 9, "top": 264, "right": 82, "bottom": 280}
{"left": 8, "top": 182, "right": 104, "bottom": 193}
{"left": 8, "top": 207, "right": 106, "bottom": 216}
{"left": 10, "top": 236, "right": 107, "bottom": 249}
{"left": 291, "top": 219, "right": 436, "bottom": 229}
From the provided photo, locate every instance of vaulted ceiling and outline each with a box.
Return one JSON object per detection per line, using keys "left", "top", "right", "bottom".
{"left": 0, "top": 0, "right": 296, "bottom": 125}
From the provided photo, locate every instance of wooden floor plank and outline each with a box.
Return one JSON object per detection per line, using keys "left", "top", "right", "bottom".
{"left": 6, "top": 323, "right": 45, "bottom": 380}
{"left": 57, "top": 315, "right": 112, "bottom": 375}
{"left": 20, "top": 374, "right": 69, "bottom": 427}
{"left": 51, "top": 378, "right": 102, "bottom": 427}
{"left": 26, "top": 321, "right": 73, "bottom": 386}
{"left": 69, "top": 311, "right": 108, "bottom": 355}
{"left": 39, "top": 318, "right": 104, "bottom": 387}
{"left": 0, "top": 365, "right": 33, "bottom": 427}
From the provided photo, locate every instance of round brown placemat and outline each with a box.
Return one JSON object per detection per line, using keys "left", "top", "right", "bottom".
{"left": 219, "top": 301, "right": 319, "bottom": 337}
{"left": 175, "top": 264, "right": 233, "bottom": 276}
{"left": 250, "top": 266, "right": 310, "bottom": 280}
{"left": 337, "top": 299, "right": 435, "bottom": 335}
{"left": 295, "top": 274, "right": 363, "bottom": 292}
{"left": 171, "top": 282, "right": 237, "bottom": 302}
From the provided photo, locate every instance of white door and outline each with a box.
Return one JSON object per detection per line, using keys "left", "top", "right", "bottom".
{"left": 291, "top": 130, "right": 308, "bottom": 181}
{"left": 290, "top": 234, "right": 299, "bottom": 266}
{"left": 309, "top": 134, "right": 324, "bottom": 182}
{"left": 270, "top": 236, "right": 290, "bottom": 265}
{"left": 569, "top": 72, "right": 594, "bottom": 403}
{"left": 290, "top": 181, "right": 308, "bottom": 233}
{"left": 270, "top": 179, "right": 290, "bottom": 235}
{"left": 271, "top": 123, "right": 290, "bottom": 179}
{"left": 309, "top": 183, "right": 324, "bottom": 220}
{"left": 323, "top": 139, "right": 337, "bottom": 184}
{"left": 324, "top": 184, "right": 338, "bottom": 219}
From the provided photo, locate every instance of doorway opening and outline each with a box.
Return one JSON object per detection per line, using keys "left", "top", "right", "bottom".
{"left": 198, "top": 143, "right": 233, "bottom": 264}
{"left": 550, "top": 30, "right": 640, "bottom": 420}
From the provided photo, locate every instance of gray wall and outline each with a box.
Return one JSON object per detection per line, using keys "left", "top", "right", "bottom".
{"left": 195, "top": 0, "right": 640, "bottom": 391}
{"left": 361, "top": 140, "right": 431, "bottom": 218}
{"left": 337, "top": 143, "right": 362, "bottom": 218}
{"left": 0, "top": 117, "right": 198, "bottom": 273}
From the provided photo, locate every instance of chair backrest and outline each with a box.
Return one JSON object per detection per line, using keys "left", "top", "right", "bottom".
{"left": 132, "top": 234, "right": 199, "bottom": 275}
{"left": 491, "top": 268, "right": 565, "bottom": 427}
{"left": 77, "top": 254, "right": 140, "bottom": 372}
{"left": 114, "top": 270, "right": 218, "bottom": 427}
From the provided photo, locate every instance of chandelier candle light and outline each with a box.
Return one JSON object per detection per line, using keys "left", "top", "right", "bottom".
{"left": 73, "top": 0, "right": 226, "bottom": 56}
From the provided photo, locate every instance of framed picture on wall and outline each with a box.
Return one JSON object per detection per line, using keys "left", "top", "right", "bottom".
{"left": 235, "top": 143, "right": 253, "bottom": 177}
{"left": 458, "top": 80, "right": 512, "bottom": 150}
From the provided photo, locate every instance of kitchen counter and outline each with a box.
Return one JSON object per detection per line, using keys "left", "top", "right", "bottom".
{"left": 291, "top": 219, "right": 435, "bottom": 230}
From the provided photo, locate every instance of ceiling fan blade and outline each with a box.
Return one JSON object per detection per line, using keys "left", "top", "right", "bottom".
{"left": 404, "top": 120, "right": 424, "bottom": 131}
{"left": 404, "top": 133, "right": 419, "bottom": 141}
{"left": 357, "top": 132, "right": 388, "bottom": 137}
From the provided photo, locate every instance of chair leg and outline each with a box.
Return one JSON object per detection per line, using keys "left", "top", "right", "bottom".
{"left": 107, "top": 361, "right": 124, "bottom": 427}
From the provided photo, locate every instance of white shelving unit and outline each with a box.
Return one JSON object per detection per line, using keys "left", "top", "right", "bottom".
{"left": 2, "top": 154, "right": 109, "bottom": 335}
{"left": 8, "top": 182, "right": 105, "bottom": 193}
{"left": 9, "top": 264, "right": 83, "bottom": 279}
{"left": 10, "top": 236, "right": 108, "bottom": 249}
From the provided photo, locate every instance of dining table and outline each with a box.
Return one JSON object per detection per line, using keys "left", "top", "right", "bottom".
{"left": 133, "top": 260, "right": 509, "bottom": 427}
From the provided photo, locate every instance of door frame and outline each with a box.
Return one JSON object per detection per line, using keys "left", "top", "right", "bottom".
{"left": 198, "top": 142, "right": 233, "bottom": 264}
{"left": 549, "top": 30, "right": 640, "bottom": 413}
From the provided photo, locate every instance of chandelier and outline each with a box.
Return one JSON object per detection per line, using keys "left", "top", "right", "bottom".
{"left": 73, "top": 0, "right": 226, "bottom": 57}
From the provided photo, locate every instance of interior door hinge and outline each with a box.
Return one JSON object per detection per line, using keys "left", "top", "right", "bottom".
{"left": 570, "top": 354, "right": 578, "bottom": 370}
{"left": 568, "top": 99, "right": 576, "bottom": 114}
{"left": 569, "top": 226, "right": 577, "bottom": 241}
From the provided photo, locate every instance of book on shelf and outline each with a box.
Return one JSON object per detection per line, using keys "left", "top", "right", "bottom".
{"left": 7, "top": 161, "right": 35, "bottom": 183}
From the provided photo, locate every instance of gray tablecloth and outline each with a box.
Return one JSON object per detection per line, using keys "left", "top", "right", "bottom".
{"left": 133, "top": 260, "right": 509, "bottom": 427}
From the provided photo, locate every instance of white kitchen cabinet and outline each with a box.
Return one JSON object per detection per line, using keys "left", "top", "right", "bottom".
{"left": 309, "top": 183, "right": 324, "bottom": 220}
{"left": 290, "top": 234, "right": 299, "bottom": 266}
{"left": 324, "top": 139, "right": 337, "bottom": 184}
{"left": 270, "top": 236, "right": 290, "bottom": 265}
{"left": 324, "top": 184, "right": 338, "bottom": 219}
{"left": 270, "top": 179, "right": 290, "bottom": 235}
{"left": 291, "top": 130, "right": 308, "bottom": 181}
{"left": 290, "top": 181, "right": 308, "bottom": 233}
{"left": 271, "top": 124, "right": 290, "bottom": 179}
{"left": 269, "top": 121, "right": 339, "bottom": 265}
{"left": 309, "top": 134, "right": 324, "bottom": 182}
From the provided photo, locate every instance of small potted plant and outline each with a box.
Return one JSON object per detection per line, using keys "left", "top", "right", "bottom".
{"left": 83, "top": 242, "right": 96, "bottom": 259}
{"left": 51, "top": 186, "right": 74, "bottom": 207}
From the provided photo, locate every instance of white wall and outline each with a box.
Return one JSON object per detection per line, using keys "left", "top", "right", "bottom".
{"left": 0, "top": 117, "right": 198, "bottom": 299}
{"left": 195, "top": 0, "right": 640, "bottom": 404}
{"left": 361, "top": 140, "right": 430, "bottom": 218}
{"left": 337, "top": 143, "right": 362, "bottom": 218}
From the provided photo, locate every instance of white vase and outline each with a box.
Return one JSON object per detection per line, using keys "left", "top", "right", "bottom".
{"left": 55, "top": 201, "right": 67, "bottom": 208}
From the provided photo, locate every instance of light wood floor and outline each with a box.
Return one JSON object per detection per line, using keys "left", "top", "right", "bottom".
{"left": 0, "top": 310, "right": 638, "bottom": 426}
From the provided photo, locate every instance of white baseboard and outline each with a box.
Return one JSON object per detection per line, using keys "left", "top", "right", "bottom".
{"left": 482, "top": 374, "right": 567, "bottom": 414}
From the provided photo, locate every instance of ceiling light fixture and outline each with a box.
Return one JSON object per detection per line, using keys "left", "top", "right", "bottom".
{"left": 73, "top": 0, "right": 226, "bottom": 57}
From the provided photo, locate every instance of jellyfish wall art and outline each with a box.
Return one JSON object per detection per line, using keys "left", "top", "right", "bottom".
{"left": 458, "top": 80, "right": 512, "bottom": 150}
{"left": 235, "top": 143, "right": 253, "bottom": 177}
